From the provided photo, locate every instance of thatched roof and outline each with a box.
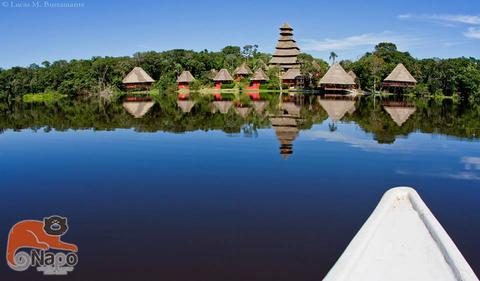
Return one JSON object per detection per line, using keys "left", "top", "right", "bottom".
{"left": 212, "top": 101, "right": 233, "bottom": 114}
{"left": 122, "top": 67, "right": 155, "bottom": 84}
{"left": 123, "top": 101, "right": 155, "bottom": 118}
{"left": 176, "top": 71, "right": 195, "bottom": 83}
{"left": 233, "top": 62, "right": 253, "bottom": 76}
{"left": 270, "top": 23, "right": 300, "bottom": 70}
{"left": 235, "top": 107, "right": 252, "bottom": 118}
{"left": 348, "top": 70, "right": 357, "bottom": 80}
{"left": 319, "top": 63, "right": 356, "bottom": 86}
{"left": 384, "top": 105, "right": 416, "bottom": 126}
{"left": 270, "top": 56, "right": 298, "bottom": 65}
{"left": 282, "top": 68, "right": 301, "bottom": 80}
{"left": 213, "top": 69, "right": 233, "bottom": 82}
{"left": 280, "top": 22, "right": 293, "bottom": 30}
{"left": 275, "top": 41, "right": 300, "bottom": 50}
{"left": 251, "top": 68, "right": 269, "bottom": 81}
{"left": 253, "top": 100, "right": 269, "bottom": 114}
{"left": 384, "top": 63, "right": 417, "bottom": 83}
{"left": 273, "top": 48, "right": 300, "bottom": 56}
{"left": 318, "top": 98, "right": 357, "bottom": 122}
{"left": 177, "top": 100, "right": 196, "bottom": 113}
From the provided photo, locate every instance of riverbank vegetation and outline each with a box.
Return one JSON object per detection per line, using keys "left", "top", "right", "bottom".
{"left": 0, "top": 43, "right": 479, "bottom": 102}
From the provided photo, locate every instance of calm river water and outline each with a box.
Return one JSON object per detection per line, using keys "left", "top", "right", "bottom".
{"left": 0, "top": 93, "right": 479, "bottom": 280}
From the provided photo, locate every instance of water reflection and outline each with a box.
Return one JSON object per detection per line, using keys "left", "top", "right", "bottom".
{"left": 382, "top": 101, "right": 416, "bottom": 127}
{"left": 1, "top": 93, "right": 479, "bottom": 150}
{"left": 122, "top": 100, "right": 155, "bottom": 118}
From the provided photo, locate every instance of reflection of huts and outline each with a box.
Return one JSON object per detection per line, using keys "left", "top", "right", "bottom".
{"left": 123, "top": 101, "right": 155, "bottom": 118}
{"left": 270, "top": 117, "right": 299, "bottom": 160}
{"left": 122, "top": 67, "right": 155, "bottom": 90}
{"left": 177, "top": 71, "right": 195, "bottom": 89}
{"left": 319, "top": 63, "right": 356, "bottom": 91}
{"left": 382, "top": 63, "right": 417, "bottom": 89}
{"left": 281, "top": 68, "right": 302, "bottom": 88}
{"left": 212, "top": 101, "right": 233, "bottom": 114}
{"left": 250, "top": 68, "right": 269, "bottom": 89}
{"left": 235, "top": 107, "right": 252, "bottom": 118}
{"left": 318, "top": 97, "right": 357, "bottom": 122}
{"left": 233, "top": 62, "right": 253, "bottom": 81}
{"left": 212, "top": 69, "right": 234, "bottom": 88}
{"left": 281, "top": 101, "right": 301, "bottom": 116}
{"left": 177, "top": 100, "right": 196, "bottom": 113}
{"left": 253, "top": 100, "right": 269, "bottom": 114}
{"left": 383, "top": 102, "right": 416, "bottom": 126}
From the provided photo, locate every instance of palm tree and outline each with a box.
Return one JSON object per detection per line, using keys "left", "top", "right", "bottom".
{"left": 329, "top": 52, "right": 338, "bottom": 65}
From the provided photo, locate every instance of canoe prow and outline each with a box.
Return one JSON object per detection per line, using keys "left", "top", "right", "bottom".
{"left": 323, "top": 187, "right": 479, "bottom": 281}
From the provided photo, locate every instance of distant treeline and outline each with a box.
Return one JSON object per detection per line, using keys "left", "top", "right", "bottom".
{"left": 0, "top": 43, "right": 479, "bottom": 101}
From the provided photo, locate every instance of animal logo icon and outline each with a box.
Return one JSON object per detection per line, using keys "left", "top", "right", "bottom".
{"left": 6, "top": 215, "right": 78, "bottom": 274}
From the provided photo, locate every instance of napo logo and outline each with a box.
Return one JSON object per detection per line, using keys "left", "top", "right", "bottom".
{"left": 6, "top": 216, "right": 78, "bottom": 275}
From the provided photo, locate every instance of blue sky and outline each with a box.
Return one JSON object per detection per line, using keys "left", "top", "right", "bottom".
{"left": 0, "top": 0, "right": 479, "bottom": 68}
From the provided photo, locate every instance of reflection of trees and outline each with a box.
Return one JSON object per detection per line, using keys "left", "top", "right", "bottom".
{"left": 0, "top": 94, "right": 478, "bottom": 144}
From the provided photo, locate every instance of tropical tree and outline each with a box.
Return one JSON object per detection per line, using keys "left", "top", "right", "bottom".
{"left": 329, "top": 52, "right": 338, "bottom": 65}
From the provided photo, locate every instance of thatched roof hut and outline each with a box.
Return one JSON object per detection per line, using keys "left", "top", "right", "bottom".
{"left": 177, "top": 71, "right": 195, "bottom": 83}
{"left": 122, "top": 67, "right": 155, "bottom": 84}
{"left": 251, "top": 68, "right": 269, "bottom": 81}
{"left": 177, "top": 100, "right": 196, "bottom": 113}
{"left": 122, "top": 101, "right": 155, "bottom": 118}
{"left": 318, "top": 98, "right": 357, "bottom": 122}
{"left": 233, "top": 62, "right": 253, "bottom": 76}
{"left": 212, "top": 101, "right": 233, "bottom": 114}
{"left": 269, "top": 23, "right": 301, "bottom": 70}
{"left": 319, "top": 63, "right": 356, "bottom": 89}
{"left": 213, "top": 69, "right": 234, "bottom": 82}
{"left": 383, "top": 63, "right": 417, "bottom": 88}
{"left": 384, "top": 105, "right": 416, "bottom": 126}
{"left": 282, "top": 68, "right": 302, "bottom": 81}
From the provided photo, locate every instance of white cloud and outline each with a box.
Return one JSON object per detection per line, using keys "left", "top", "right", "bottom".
{"left": 398, "top": 14, "right": 480, "bottom": 25}
{"left": 301, "top": 31, "right": 415, "bottom": 52}
{"left": 462, "top": 156, "right": 480, "bottom": 170}
{"left": 464, "top": 27, "right": 480, "bottom": 39}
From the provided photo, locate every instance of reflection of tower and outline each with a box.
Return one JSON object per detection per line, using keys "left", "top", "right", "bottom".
{"left": 270, "top": 101, "right": 302, "bottom": 160}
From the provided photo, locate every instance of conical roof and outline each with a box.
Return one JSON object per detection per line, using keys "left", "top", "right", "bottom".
{"left": 123, "top": 101, "right": 155, "bottom": 118}
{"left": 212, "top": 101, "right": 233, "bottom": 114}
{"left": 235, "top": 107, "right": 252, "bottom": 118}
{"left": 122, "top": 67, "right": 155, "bottom": 84}
{"left": 318, "top": 98, "right": 357, "bottom": 122}
{"left": 213, "top": 69, "right": 233, "bottom": 82}
{"left": 251, "top": 68, "right": 269, "bottom": 81}
{"left": 177, "top": 100, "right": 196, "bottom": 113}
{"left": 384, "top": 105, "right": 416, "bottom": 126}
{"left": 176, "top": 71, "right": 195, "bottom": 83}
{"left": 319, "top": 63, "right": 356, "bottom": 86}
{"left": 384, "top": 63, "right": 417, "bottom": 83}
{"left": 282, "top": 68, "right": 302, "bottom": 80}
{"left": 233, "top": 62, "right": 253, "bottom": 76}
{"left": 253, "top": 100, "right": 269, "bottom": 114}
{"left": 280, "top": 22, "right": 293, "bottom": 30}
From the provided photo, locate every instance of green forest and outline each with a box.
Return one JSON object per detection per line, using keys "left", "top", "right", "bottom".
{"left": 0, "top": 43, "right": 479, "bottom": 102}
